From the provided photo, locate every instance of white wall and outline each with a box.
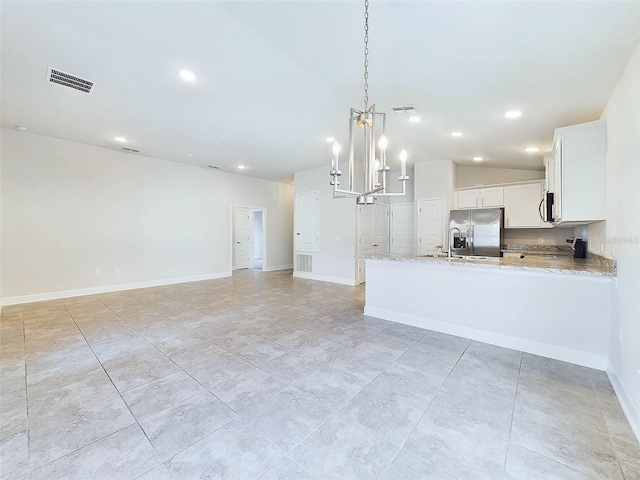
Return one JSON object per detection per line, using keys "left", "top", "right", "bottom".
{"left": 586, "top": 43, "right": 640, "bottom": 438}
{"left": 503, "top": 227, "right": 575, "bottom": 247}
{"left": 456, "top": 165, "right": 544, "bottom": 188}
{"left": 294, "top": 165, "right": 357, "bottom": 285}
{"left": 414, "top": 160, "right": 456, "bottom": 210}
{"left": 0, "top": 129, "right": 294, "bottom": 302}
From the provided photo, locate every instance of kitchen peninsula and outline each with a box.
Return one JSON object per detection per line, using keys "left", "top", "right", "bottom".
{"left": 362, "top": 253, "right": 616, "bottom": 370}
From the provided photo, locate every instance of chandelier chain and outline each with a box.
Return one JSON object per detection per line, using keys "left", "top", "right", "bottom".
{"left": 363, "top": 0, "right": 369, "bottom": 109}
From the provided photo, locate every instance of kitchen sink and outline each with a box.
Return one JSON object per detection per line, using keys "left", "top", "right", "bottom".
{"left": 450, "top": 255, "right": 489, "bottom": 260}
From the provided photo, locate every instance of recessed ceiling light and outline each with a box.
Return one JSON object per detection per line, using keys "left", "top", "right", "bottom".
{"left": 220, "top": 136, "right": 229, "bottom": 141}
{"left": 473, "top": 156, "right": 483, "bottom": 162}
{"left": 505, "top": 110, "right": 523, "bottom": 119}
{"left": 15, "top": 126, "right": 29, "bottom": 132}
{"left": 525, "top": 146, "right": 539, "bottom": 153}
{"left": 237, "top": 165, "right": 246, "bottom": 170}
{"left": 451, "top": 131, "right": 463, "bottom": 137}
{"left": 187, "top": 153, "right": 193, "bottom": 157}
{"left": 326, "top": 137, "right": 335, "bottom": 143}
{"left": 409, "top": 116, "right": 421, "bottom": 123}
{"left": 114, "top": 136, "right": 127, "bottom": 143}
{"left": 179, "top": 69, "right": 196, "bottom": 82}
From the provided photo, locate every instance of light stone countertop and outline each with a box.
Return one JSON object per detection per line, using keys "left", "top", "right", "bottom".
{"left": 361, "top": 252, "right": 616, "bottom": 278}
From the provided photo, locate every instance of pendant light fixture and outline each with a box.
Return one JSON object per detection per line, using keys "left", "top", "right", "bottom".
{"left": 330, "top": 0, "right": 409, "bottom": 205}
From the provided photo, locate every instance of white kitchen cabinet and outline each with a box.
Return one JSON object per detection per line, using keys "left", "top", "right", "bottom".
{"left": 552, "top": 120, "right": 606, "bottom": 225}
{"left": 454, "top": 187, "right": 504, "bottom": 209}
{"left": 504, "top": 181, "right": 550, "bottom": 228}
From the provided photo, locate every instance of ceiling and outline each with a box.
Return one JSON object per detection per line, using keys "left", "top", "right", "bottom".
{"left": 1, "top": 1, "right": 638, "bottom": 183}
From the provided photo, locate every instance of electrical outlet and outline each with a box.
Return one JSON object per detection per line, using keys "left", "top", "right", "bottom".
{"left": 95, "top": 268, "right": 102, "bottom": 276}
{"left": 114, "top": 267, "right": 120, "bottom": 274}
{"left": 538, "top": 238, "right": 544, "bottom": 244}
{"left": 619, "top": 329, "right": 623, "bottom": 346}
{"left": 600, "top": 240, "right": 604, "bottom": 254}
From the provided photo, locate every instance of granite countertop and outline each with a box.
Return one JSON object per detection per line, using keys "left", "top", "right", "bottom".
{"left": 361, "top": 252, "right": 616, "bottom": 278}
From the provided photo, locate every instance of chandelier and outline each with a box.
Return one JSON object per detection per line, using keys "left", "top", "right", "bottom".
{"left": 330, "top": 0, "right": 409, "bottom": 205}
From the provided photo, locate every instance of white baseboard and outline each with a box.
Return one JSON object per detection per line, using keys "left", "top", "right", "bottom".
{"left": 0, "top": 272, "right": 233, "bottom": 306}
{"left": 607, "top": 360, "right": 640, "bottom": 443}
{"left": 263, "top": 264, "right": 293, "bottom": 272}
{"left": 293, "top": 271, "right": 357, "bottom": 286}
{"left": 364, "top": 306, "right": 608, "bottom": 370}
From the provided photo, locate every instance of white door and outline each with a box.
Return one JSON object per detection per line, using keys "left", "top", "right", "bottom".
{"left": 418, "top": 198, "right": 444, "bottom": 255}
{"left": 295, "top": 192, "right": 319, "bottom": 251}
{"left": 390, "top": 203, "right": 415, "bottom": 254}
{"left": 357, "top": 205, "right": 373, "bottom": 284}
{"left": 234, "top": 208, "right": 251, "bottom": 269}
{"left": 357, "top": 203, "right": 389, "bottom": 284}
{"left": 372, "top": 204, "right": 389, "bottom": 254}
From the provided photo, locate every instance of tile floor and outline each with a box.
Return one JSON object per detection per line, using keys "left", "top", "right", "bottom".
{"left": 1, "top": 269, "right": 639, "bottom": 479}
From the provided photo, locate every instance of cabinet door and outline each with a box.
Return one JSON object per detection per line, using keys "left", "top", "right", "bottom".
{"left": 504, "top": 183, "right": 543, "bottom": 228}
{"left": 479, "top": 187, "right": 504, "bottom": 207}
{"left": 457, "top": 190, "right": 478, "bottom": 208}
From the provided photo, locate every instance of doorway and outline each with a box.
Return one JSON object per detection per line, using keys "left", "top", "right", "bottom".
{"left": 252, "top": 210, "right": 264, "bottom": 270}
{"left": 232, "top": 206, "right": 266, "bottom": 271}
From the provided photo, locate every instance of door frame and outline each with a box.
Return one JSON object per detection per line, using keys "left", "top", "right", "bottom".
{"left": 231, "top": 205, "right": 267, "bottom": 271}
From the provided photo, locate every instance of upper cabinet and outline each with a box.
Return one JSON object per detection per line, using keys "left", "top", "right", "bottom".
{"left": 504, "top": 181, "right": 551, "bottom": 228}
{"left": 454, "top": 186, "right": 504, "bottom": 209}
{"left": 551, "top": 120, "right": 606, "bottom": 225}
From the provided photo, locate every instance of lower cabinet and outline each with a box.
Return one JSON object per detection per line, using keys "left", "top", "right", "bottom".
{"left": 504, "top": 181, "right": 550, "bottom": 228}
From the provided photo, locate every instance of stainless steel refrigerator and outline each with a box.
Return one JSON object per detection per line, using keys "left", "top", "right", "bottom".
{"left": 449, "top": 208, "right": 503, "bottom": 257}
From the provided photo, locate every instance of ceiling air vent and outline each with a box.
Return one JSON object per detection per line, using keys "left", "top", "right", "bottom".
{"left": 391, "top": 105, "right": 417, "bottom": 114}
{"left": 47, "top": 67, "right": 94, "bottom": 94}
{"left": 208, "top": 165, "right": 221, "bottom": 170}
{"left": 122, "top": 147, "right": 140, "bottom": 153}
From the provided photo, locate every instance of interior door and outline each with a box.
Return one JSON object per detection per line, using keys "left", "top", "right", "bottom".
{"left": 234, "top": 208, "right": 251, "bottom": 269}
{"left": 358, "top": 203, "right": 389, "bottom": 284}
{"left": 372, "top": 204, "right": 389, "bottom": 254}
{"left": 390, "top": 203, "right": 415, "bottom": 254}
{"left": 418, "top": 198, "right": 444, "bottom": 255}
{"left": 357, "top": 205, "right": 374, "bottom": 284}
{"left": 295, "top": 192, "right": 319, "bottom": 251}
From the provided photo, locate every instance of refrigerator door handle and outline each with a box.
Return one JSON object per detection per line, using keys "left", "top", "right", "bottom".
{"left": 469, "top": 224, "right": 474, "bottom": 255}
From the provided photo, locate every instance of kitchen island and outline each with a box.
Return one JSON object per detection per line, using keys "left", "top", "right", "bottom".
{"left": 362, "top": 253, "right": 616, "bottom": 369}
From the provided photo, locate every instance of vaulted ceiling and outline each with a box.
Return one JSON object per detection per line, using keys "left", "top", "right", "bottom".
{"left": 1, "top": 1, "right": 638, "bottom": 182}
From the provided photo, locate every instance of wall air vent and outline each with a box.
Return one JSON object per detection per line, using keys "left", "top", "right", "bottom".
{"left": 47, "top": 67, "right": 94, "bottom": 93}
{"left": 122, "top": 147, "right": 140, "bottom": 153}
{"left": 295, "top": 254, "right": 313, "bottom": 273}
{"left": 391, "top": 105, "right": 417, "bottom": 114}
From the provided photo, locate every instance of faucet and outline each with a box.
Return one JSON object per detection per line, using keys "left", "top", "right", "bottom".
{"left": 448, "top": 227, "right": 461, "bottom": 259}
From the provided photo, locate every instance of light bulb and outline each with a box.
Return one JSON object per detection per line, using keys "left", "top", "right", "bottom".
{"left": 332, "top": 141, "right": 341, "bottom": 156}
{"left": 399, "top": 149, "right": 408, "bottom": 163}
{"left": 378, "top": 135, "right": 388, "bottom": 151}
